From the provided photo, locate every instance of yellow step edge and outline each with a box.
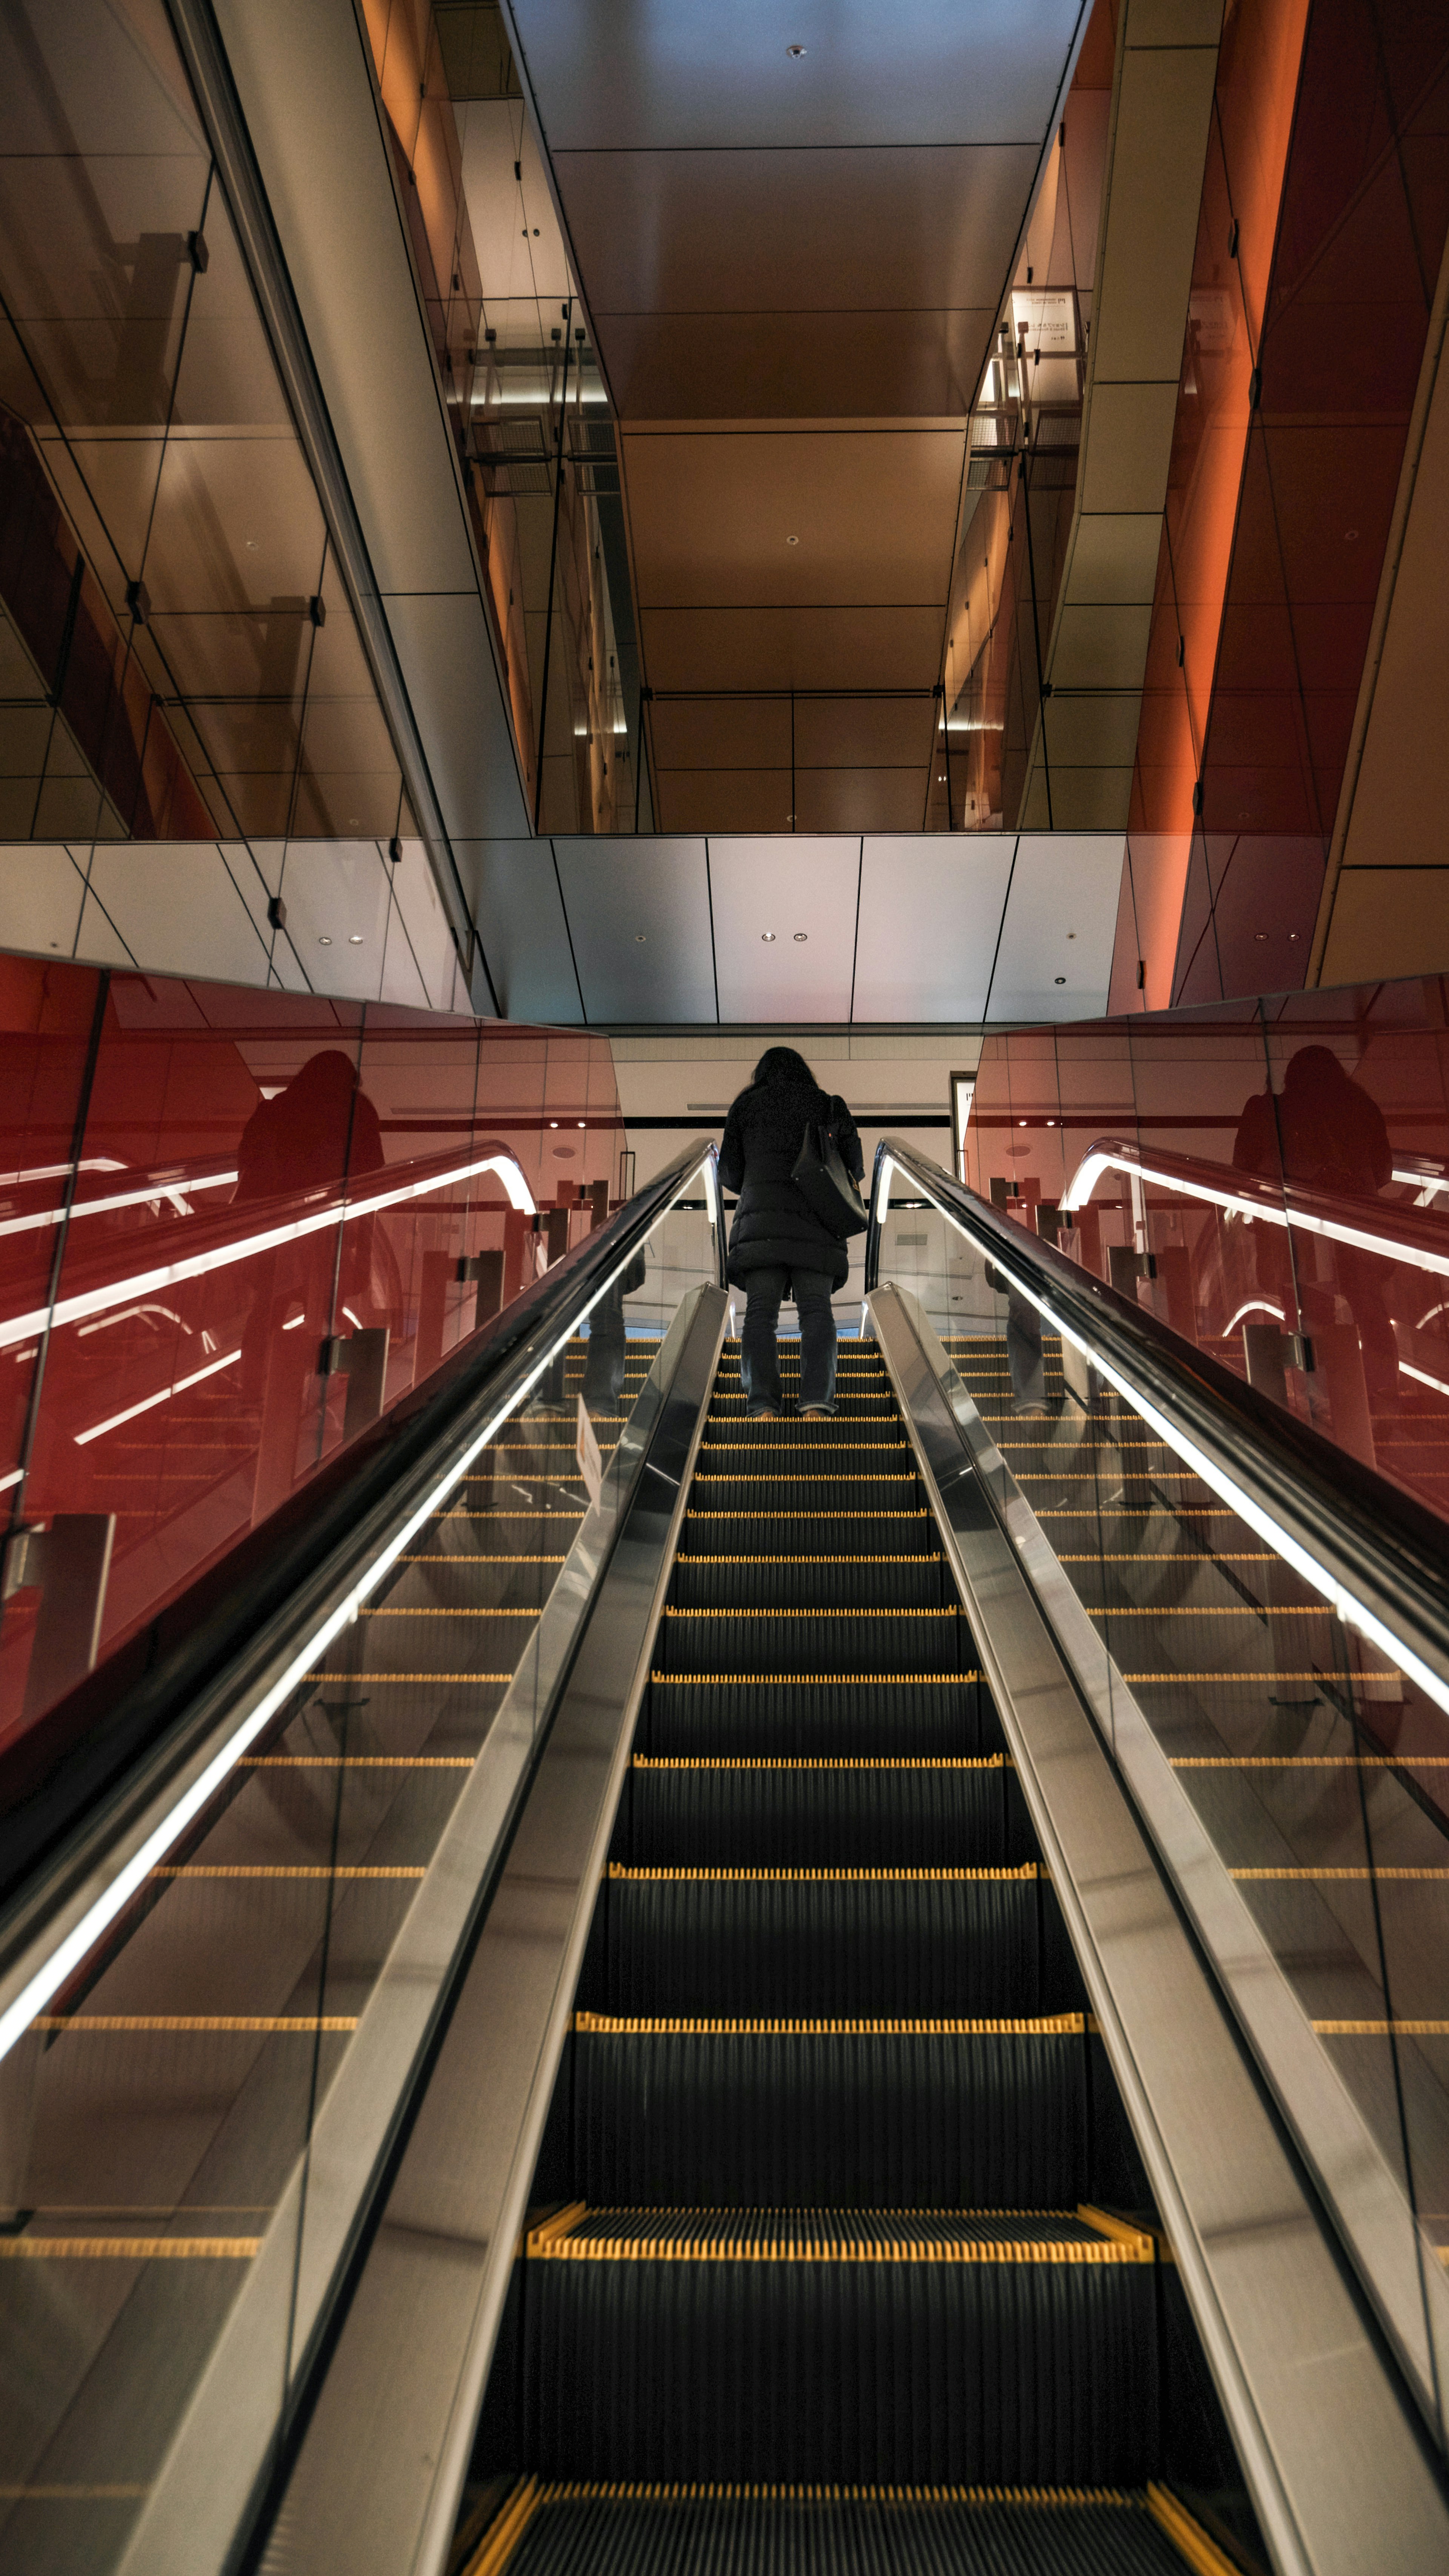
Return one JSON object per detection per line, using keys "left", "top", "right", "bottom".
{"left": 573, "top": 2012, "right": 1086, "bottom": 2037}
{"left": 1146, "top": 2482, "right": 1247, "bottom": 2575}
{"left": 608, "top": 1864, "right": 1035, "bottom": 1883}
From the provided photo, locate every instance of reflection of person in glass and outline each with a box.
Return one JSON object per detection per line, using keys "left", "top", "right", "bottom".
{"left": 237, "top": 1051, "right": 386, "bottom": 1407}
{"left": 1233, "top": 1045, "right": 1396, "bottom": 1411}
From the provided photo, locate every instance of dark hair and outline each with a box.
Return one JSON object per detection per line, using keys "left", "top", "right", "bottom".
{"left": 752, "top": 1045, "right": 817, "bottom": 1089}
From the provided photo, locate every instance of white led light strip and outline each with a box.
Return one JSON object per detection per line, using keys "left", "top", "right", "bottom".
{"left": 0, "top": 1165, "right": 713, "bottom": 2070}
{"left": 877, "top": 1155, "right": 1449, "bottom": 1731}
{"left": 1061, "top": 1145, "right": 1449, "bottom": 1281}
{"left": 0, "top": 1151, "right": 535, "bottom": 1359}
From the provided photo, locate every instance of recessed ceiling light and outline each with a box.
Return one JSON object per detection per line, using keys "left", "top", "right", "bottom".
{"left": 786, "top": 535, "right": 799, "bottom": 545}
{"left": 762, "top": 931, "right": 777, "bottom": 943}
{"left": 1055, "top": 975, "right": 1066, "bottom": 984}
{"left": 577, "top": 1120, "right": 586, "bottom": 1129}
{"left": 787, "top": 43, "right": 806, "bottom": 55}
{"left": 318, "top": 935, "right": 332, "bottom": 946}
{"left": 793, "top": 932, "right": 808, "bottom": 942}
{"left": 635, "top": 933, "right": 647, "bottom": 943}
{"left": 348, "top": 933, "right": 364, "bottom": 944}
{"left": 550, "top": 1120, "right": 558, "bottom": 1128}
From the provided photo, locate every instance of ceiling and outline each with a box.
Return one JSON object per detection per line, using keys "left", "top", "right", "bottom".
{"left": 504, "top": 0, "right": 1094, "bottom": 831}
{"left": 464, "top": 829, "right": 1124, "bottom": 1024}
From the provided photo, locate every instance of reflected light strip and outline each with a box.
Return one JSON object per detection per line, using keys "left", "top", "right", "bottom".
{"left": 1223, "top": 1299, "right": 1286, "bottom": 1333}
{"left": 0, "top": 1158, "right": 126, "bottom": 1188}
{"left": 0, "top": 1153, "right": 536, "bottom": 1357}
{"left": 0, "top": 1469, "right": 21, "bottom": 1495}
{"left": 0, "top": 1170, "right": 239, "bottom": 1240}
{"left": 878, "top": 1154, "right": 1449, "bottom": 1731}
{"left": 0, "top": 1177, "right": 700, "bottom": 2071}
{"left": 1401, "top": 1359, "right": 1449, "bottom": 1403}
{"left": 1061, "top": 1147, "right": 1449, "bottom": 1280}
{"left": 74, "top": 1347, "right": 243, "bottom": 1447}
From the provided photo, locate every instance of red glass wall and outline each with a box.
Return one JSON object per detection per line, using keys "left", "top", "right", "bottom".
{"left": 0, "top": 953, "right": 621, "bottom": 1750}
{"left": 964, "top": 971, "right": 1449, "bottom": 1522}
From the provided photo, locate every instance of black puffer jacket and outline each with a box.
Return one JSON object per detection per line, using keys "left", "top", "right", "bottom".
{"left": 717, "top": 1076, "right": 864, "bottom": 1291}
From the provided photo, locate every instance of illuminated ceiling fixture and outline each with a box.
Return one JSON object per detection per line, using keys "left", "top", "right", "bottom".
{"left": 787, "top": 42, "right": 806, "bottom": 55}
{"left": 762, "top": 931, "right": 777, "bottom": 943}
{"left": 348, "top": 934, "right": 363, "bottom": 945}
{"left": 318, "top": 936, "right": 332, "bottom": 947}
{"left": 793, "top": 933, "right": 808, "bottom": 942}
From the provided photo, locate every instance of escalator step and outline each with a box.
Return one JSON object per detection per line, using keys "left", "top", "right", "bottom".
{"left": 642, "top": 1672, "right": 998, "bottom": 1757}
{"left": 669, "top": 1554, "right": 952, "bottom": 1608}
{"left": 471, "top": 2482, "right": 1204, "bottom": 2576}
{"left": 569, "top": 2016, "right": 1090, "bottom": 2204}
{"left": 656, "top": 1607, "right": 967, "bottom": 1674}
{"left": 691, "top": 1475, "right": 923, "bottom": 1510}
{"left": 680, "top": 1511, "right": 936, "bottom": 1556}
{"left": 521, "top": 2208, "right": 1157, "bottom": 2484}
{"left": 614, "top": 1754, "right": 1015, "bottom": 1867}
{"left": 584, "top": 1864, "right": 1079, "bottom": 2017}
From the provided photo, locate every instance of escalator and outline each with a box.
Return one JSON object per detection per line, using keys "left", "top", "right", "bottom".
{"left": 456, "top": 1336, "right": 1229, "bottom": 2574}
{"left": 4, "top": 1135, "right": 1449, "bottom": 2576}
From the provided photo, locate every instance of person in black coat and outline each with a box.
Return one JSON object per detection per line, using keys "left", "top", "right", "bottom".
{"left": 717, "top": 1047, "right": 863, "bottom": 1419}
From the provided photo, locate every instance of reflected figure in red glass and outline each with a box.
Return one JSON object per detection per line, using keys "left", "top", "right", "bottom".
{"left": 1233, "top": 1045, "right": 1397, "bottom": 1413}
{"left": 237, "top": 1051, "right": 386, "bottom": 1414}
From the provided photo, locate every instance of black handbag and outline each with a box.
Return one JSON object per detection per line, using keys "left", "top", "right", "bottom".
{"left": 792, "top": 1111, "right": 868, "bottom": 1237}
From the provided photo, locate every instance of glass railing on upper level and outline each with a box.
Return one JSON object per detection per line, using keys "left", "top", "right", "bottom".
{"left": 0, "top": 1073, "right": 723, "bottom": 2576}
{"left": 868, "top": 1133, "right": 1449, "bottom": 2461}
{"left": 962, "top": 980, "right": 1449, "bottom": 1525}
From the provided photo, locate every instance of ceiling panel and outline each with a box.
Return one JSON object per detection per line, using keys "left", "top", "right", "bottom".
{"left": 654, "top": 770, "right": 794, "bottom": 834}
{"left": 598, "top": 310, "right": 995, "bottom": 421}
{"left": 553, "top": 835, "right": 717, "bottom": 1019}
{"left": 852, "top": 835, "right": 1016, "bottom": 1019}
{"left": 508, "top": 0, "right": 1087, "bottom": 152}
{"left": 557, "top": 147, "right": 1037, "bottom": 313}
{"left": 795, "top": 768, "right": 929, "bottom": 833}
{"left": 640, "top": 605, "right": 949, "bottom": 693}
{"left": 649, "top": 698, "right": 794, "bottom": 770}
{"left": 985, "top": 832, "right": 1124, "bottom": 1019}
{"left": 709, "top": 835, "right": 862, "bottom": 1019}
{"left": 793, "top": 698, "right": 937, "bottom": 766}
{"left": 623, "top": 428, "right": 965, "bottom": 610}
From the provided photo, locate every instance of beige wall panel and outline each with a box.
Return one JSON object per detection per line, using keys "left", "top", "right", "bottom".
{"left": 793, "top": 698, "right": 938, "bottom": 766}
{"left": 655, "top": 769, "right": 793, "bottom": 833}
{"left": 649, "top": 700, "right": 794, "bottom": 770}
{"left": 1320, "top": 870, "right": 1449, "bottom": 984}
{"left": 795, "top": 768, "right": 931, "bottom": 832}
{"left": 1034, "top": 765, "right": 1135, "bottom": 828}
{"left": 1127, "top": 0, "right": 1226, "bottom": 47}
{"left": 1042, "top": 691, "right": 1147, "bottom": 766}
{"left": 1051, "top": 603, "right": 1155, "bottom": 692}
{"left": 1077, "top": 381, "right": 1180, "bottom": 514}
{"left": 1064, "top": 512, "right": 1166, "bottom": 604}
{"left": 1091, "top": 44, "right": 1221, "bottom": 383}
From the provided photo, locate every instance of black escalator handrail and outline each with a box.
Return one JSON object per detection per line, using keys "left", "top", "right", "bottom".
{"left": 866, "top": 1136, "right": 1449, "bottom": 1725}
{"left": 0, "top": 1138, "right": 723, "bottom": 2029}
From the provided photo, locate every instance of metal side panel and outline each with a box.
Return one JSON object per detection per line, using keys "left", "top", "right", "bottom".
{"left": 255, "top": 1285, "right": 728, "bottom": 2576}
{"left": 867, "top": 1281, "right": 1449, "bottom": 2576}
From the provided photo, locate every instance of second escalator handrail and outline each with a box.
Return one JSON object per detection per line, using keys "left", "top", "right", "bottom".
{"left": 866, "top": 1136, "right": 1449, "bottom": 1728}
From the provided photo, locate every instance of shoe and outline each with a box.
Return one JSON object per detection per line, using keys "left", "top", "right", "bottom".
{"left": 800, "top": 1406, "right": 831, "bottom": 1420}
{"left": 746, "top": 1404, "right": 779, "bottom": 1420}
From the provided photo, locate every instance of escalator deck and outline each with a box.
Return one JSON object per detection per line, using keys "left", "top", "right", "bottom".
{"left": 468, "top": 1343, "right": 1235, "bottom": 2574}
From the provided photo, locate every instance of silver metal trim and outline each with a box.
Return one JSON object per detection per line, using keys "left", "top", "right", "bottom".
{"left": 257, "top": 1286, "right": 729, "bottom": 2576}
{"left": 118, "top": 1280, "right": 725, "bottom": 2576}
{"left": 868, "top": 1281, "right": 1449, "bottom": 2576}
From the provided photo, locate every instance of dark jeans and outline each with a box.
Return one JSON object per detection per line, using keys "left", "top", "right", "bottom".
{"left": 581, "top": 1285, "right": 628, "bottom": 1413}
{"left": 740, "top": 1265, "right": 837, "bottom": 1412}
